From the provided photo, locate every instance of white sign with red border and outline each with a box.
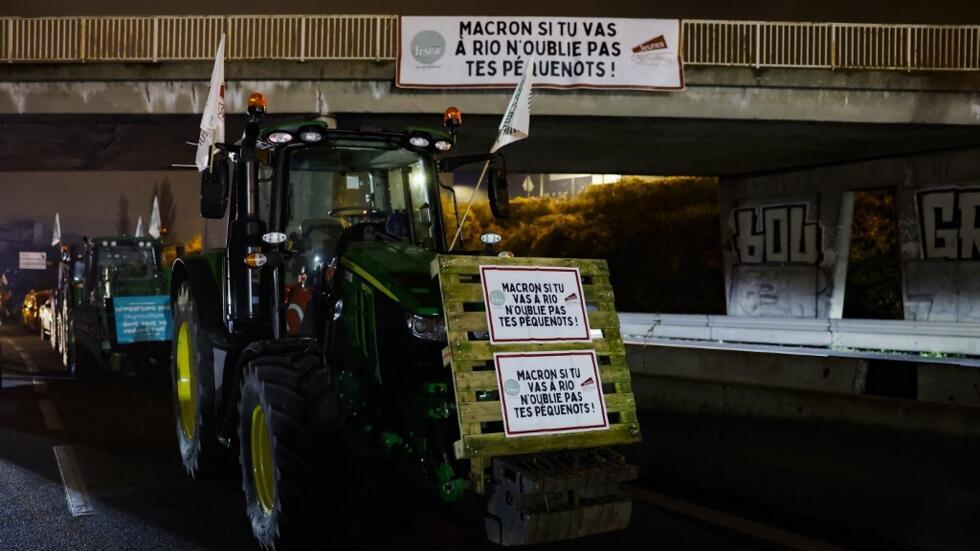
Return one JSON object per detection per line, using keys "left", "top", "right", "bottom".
{"left": 397, "top": 16, "right": 684, "bottom": 90}
{"left": 495, "top": 350, "right": 608, "bottom": 437}
{"left": 480, "top": 265, "right": 591, "bottom": 344}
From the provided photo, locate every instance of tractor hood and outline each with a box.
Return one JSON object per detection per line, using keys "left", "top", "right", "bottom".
{"left": 341, "top": 241, "right": 441, "bottom": 316}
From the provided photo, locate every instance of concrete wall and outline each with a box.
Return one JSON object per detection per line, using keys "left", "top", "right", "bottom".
{"left": 721, "top": 147, "right": 980, "bottom": 320}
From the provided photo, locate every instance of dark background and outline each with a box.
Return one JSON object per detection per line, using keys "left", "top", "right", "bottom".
{"left": 5, "top": 1, "right": 980, "bottom": 24}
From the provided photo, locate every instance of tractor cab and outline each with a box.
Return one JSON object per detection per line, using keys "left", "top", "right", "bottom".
{"left": 201, "top": 95, "right": 504, "bottom": 339}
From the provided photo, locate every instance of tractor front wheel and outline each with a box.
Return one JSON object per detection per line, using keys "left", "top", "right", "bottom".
{"left": 238, "top": 358, "right": 341, "bottom": 549}
{"left": 66, "top": 320, "right": 98, "bottom": 380}
{"left": 170, "top": 282, "right": 223, "bottom": 478}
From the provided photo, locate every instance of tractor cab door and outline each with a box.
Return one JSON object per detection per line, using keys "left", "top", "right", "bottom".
{"left": 283, "top": 218, "right": 346, "bottom": 336}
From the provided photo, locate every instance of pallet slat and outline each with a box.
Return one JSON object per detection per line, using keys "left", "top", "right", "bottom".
{"left": 459, "top": 392, "right": 637, "bottom": 423}
{"left": 457, "top": 423, "right": 642, "bottom": 458}
{"left": 454, "top": 363, "right": 632, "bottom": 396}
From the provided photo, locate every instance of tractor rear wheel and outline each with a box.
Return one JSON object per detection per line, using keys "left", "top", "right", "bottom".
{"left": 170, "top": 281, "right": 223, "bottom": 478}
{"left": 238, "top": 357, "right": 342, "bottom": 549}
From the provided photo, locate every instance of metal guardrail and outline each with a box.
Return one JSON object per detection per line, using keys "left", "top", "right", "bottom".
{"left": 0, "top": 15, "right": 398, "bottom": 62}
{"left": 619, "top": 313, "right": 980, "bottom": 357}
{"left": 683, "top": 20, "right": 980, "bottom": 70}
{"left": 1, "top": 15, "right": 978, "bottom": 71}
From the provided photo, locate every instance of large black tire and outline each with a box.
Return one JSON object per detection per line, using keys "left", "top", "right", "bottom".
{"left": 170, "top": 281, "right": 223, "bottom": 478}
{"left": 238, "top": 357, "right": 343, "bottom": 550}
{"left": 66, "top": 319, "right": 98, "bottom": 380}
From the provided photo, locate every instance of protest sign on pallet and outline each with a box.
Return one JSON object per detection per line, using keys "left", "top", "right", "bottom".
{"left": 432, "top": 255, "right": 641, "bottom": 492}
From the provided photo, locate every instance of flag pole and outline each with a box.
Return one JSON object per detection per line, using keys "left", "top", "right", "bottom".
{"left": 448, "top": 158, "right": 491, "bottom": 251}
{"left": 208, "top": 130, "right": 216, "bottom": 172}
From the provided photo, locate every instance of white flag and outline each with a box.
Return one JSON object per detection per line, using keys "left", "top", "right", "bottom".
{"left": 149, "top": 196, "right": 161, "bottom": 239}
{"left": 135, "top": 216, "right": 144, "bottom": 237}
{"left": 51, "top": 213, "right": 61, "bottom": 247}
{"left": 195, "top": 34, "right": 226, "bottom": 172}
{"left": 490, "top": 58, "right": 534, "bottom": 154}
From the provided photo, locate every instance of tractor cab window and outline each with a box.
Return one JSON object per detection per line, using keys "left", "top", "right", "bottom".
{"left": 96, "top": 245, "right": 157, "bottom": 278}
{"left": 283, "top": 140, "right": 440, "bottom": 285}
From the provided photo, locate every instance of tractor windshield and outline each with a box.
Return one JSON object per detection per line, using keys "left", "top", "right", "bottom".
{"left": 283, "top": 140, "right": 441, "bottom": 279}
{"left": 96, "top": 245, "right": 157, "bottom": 278}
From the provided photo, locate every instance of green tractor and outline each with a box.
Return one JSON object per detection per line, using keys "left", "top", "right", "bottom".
{"left": 170, "top": 93, "right": 640, "bottom": 548}
{"left": 62, "top": 235, "right": 171, "bottom": 377}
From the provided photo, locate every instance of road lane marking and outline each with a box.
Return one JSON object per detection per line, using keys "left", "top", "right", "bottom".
{"left": 53, "top": 445, "right": 96, "bottom": 517}
{"left": 19, "top": 351, "right": 37, "bottom": 373}
{"left": 38, "top": 399, "right": 63, "bottom": 431}
{"left": 625, "top": 486, "right": 845, "bottom": 551}
{"left": 4, "top": 338, "right": 24, "bottom": 353}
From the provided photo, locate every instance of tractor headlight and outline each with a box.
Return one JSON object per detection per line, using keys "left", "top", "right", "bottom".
{"left": 298, "top": 126, "right": 324, "bottom": 143}
{"left": 408, "top": 134, "right": 430, "bottom": 148}
{"left": 434, "top": 140, "right": 453, "bottom": 151}
{"left": 267, "top": 131, "right": 294, "bottom": 144}
{"left": 405, "top": 313, "right": 447, "bottom": 343}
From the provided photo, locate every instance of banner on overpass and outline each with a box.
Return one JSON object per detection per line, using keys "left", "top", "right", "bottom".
{"left": 397, "top": 16, "right": 684, "bottom": 90}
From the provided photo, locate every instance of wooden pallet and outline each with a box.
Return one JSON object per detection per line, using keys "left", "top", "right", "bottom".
{"left": 432, "top": 255, "right": 642, "bottom": 484}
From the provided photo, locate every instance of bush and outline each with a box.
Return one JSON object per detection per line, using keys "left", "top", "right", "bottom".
{"left": 449, "top": 177, "right": 726, "bottom": 313}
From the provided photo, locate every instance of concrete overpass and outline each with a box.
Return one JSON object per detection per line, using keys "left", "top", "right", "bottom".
{"left": 1, "top": 16, "right": 980, "bottom": 174}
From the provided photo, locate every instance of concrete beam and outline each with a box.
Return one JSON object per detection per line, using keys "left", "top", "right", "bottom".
{"left": 4, "top": 114, "right": 980, "bottom": 174}
{"left": 2, "top": 79, "right": 980, "bottom": 126}
{"left": 3, "top": 64, "right": 980, "bottom": 125}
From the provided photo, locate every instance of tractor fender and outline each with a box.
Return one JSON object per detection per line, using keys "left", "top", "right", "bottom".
{"left": 170, "top": 256, "right": 229, "bottom": 350}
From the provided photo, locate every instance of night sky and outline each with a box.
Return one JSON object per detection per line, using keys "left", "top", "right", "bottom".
{"left": 0, "top": 171, "right": 200, "bottom": 244}
{"left": 3, "top": 1, "right": 980, "bottom": 24}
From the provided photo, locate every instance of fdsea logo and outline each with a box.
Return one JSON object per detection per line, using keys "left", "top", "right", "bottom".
{"left": 410, "top": 30, "right": 446, "bottom": 65}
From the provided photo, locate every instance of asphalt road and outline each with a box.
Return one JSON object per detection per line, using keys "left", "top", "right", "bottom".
{"left": 0, "top": 323, "right": 868, "bottom": 550}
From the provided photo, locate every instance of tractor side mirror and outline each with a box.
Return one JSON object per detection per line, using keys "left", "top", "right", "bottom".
{"left": 487, "top": 157, "right": 511, "bottom": 219}
{"left": 201, "top": 160, "right": 229, "bottom": 219}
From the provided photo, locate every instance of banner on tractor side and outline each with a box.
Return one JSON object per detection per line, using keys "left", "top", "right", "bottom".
{"left": 113, "top": 295, "right": 172, "bottom": 344}
{"left": 397, "top": 16, "right": 684, "bottom": 90}
{"left": 480, "top": 265, "right": 591, "bottom": 344}
{"left": 495, "top": 350, "right": 609, "bottom": 437}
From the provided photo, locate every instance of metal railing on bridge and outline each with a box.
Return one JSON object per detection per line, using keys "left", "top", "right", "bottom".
{"left": 1, "top": 15, "right": 979, "bottom": 71}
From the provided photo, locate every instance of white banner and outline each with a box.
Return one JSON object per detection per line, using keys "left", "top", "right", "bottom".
{"left": 398, "top": 16, "right": 683, "bottom": 90}
{"left": 19, "top": 251, "right": 46, "bottom": 270}
{"left": 480, "top": 265, "right": 591, "bottom": 344}
{"left": 495, "top": 350, "right": 608, "bottom": 437}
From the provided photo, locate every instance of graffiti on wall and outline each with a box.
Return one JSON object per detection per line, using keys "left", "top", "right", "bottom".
{"left": 730, "top": 203, "right": 823, "bottom": 265}
{"left": 916, "top": 188, "right": 980, "bottom": 260}
{"left": 727, "top": 202, "right": 826, "bottom": 318}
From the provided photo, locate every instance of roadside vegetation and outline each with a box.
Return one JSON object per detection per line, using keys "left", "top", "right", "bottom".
{"left": 449, "top": 177, "right": 727, "bottom": 313}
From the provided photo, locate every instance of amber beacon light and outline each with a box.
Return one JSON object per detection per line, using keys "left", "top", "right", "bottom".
{"left": 443, "top": 106, "right": 462, "bottom": 132}
{"left": 247, "top": 92, "right": 267, "bottom": 116}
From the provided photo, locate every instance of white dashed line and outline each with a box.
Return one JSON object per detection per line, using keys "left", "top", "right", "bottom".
{"left": 4, "top": 338, "right": 23, "bottom": 353}
{"left": 19, "top": 351, "right": 38, "bottom": 374}
{"left": 37, "top": 399, "right": 63, "bottom": 431}
{"left": 53, "top": 445, "right": 96, "bottom": 517}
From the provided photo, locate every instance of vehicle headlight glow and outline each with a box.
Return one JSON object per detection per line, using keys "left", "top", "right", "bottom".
{"left": 262, "top": 232, "right": 288, "bottom": 245}
{"left": 405, "top": 312, "right": 447, "bottom": 343}
{"left": 298, "top": 130, "right": 323, "bottom": 143}
{"left": 408, "top": 135, "right": 430, "bottom": 148}
{"left": 267, "top": 131, "right": 294, "bottom": 144}
{"left": 434, "top": 140, "right": 453, "bottom": 151}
